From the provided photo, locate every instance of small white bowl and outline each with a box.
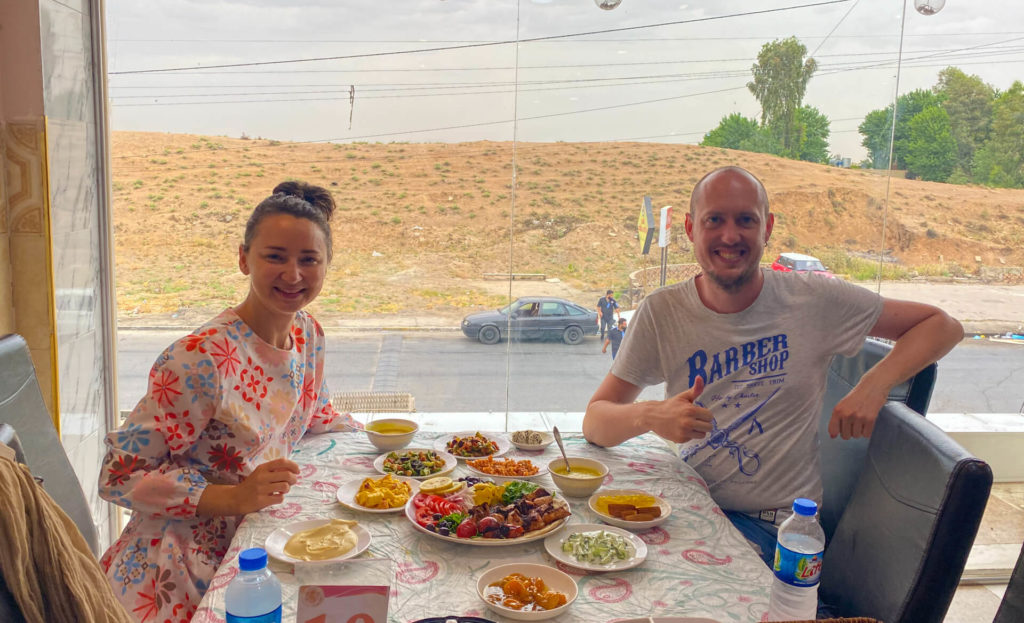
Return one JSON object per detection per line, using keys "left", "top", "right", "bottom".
{"left": 363, "top": 418, "right": 418, "bottom": 452}
{"left": 509, "top": 430, "right": 555, "bottom": 451}
{"left": 547, "top": 457, "right": 608, "bottom": 498}
{"left": 477, "top": 563, "right": 577, "bottom": 621}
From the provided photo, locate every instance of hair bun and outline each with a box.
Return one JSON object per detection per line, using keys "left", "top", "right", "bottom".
{"left": 272, "top": 180, "right": 335, "bottom": 221}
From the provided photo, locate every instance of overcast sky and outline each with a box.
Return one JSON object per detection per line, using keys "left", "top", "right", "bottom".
{"left": 105, "top": 0, "right": 1024, "bottom": 159}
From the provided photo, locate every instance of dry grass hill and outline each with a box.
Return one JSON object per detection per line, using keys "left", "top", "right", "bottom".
{"left": 111, "top": 131, "right": 1024, "bottom": 324}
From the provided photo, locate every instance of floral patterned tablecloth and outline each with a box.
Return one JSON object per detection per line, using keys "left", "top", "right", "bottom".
{"left": 194, "top": 431, "right": 772, "bottom": 623}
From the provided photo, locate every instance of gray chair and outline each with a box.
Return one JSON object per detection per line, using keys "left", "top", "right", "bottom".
{"left": 818, "top": 338, "right": 938, "bottom": 541}
{"left": 993, "top": 541, "right": 1024, "bottom": 623}
{"left": 0, "top": 334, "right": 98, "bottom": 554}
{"left": 820, "top": 401, "right": 992, "bottom": 623}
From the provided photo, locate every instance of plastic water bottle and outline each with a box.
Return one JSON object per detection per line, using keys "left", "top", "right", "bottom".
{"left": 767, "top": 498, "right": 825, "bottom": 621}
{"left": 225, "top": 547, "right": 282, "bottom": 623}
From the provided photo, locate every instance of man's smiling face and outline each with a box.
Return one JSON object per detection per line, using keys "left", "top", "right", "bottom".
{"left": 685, "top": 168, "right": 773, "bottom": 295}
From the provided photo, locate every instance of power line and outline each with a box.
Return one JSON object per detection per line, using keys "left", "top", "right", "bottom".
{"left": 109, "top": 0, "right": 852, "bottom": 75}
{"left": 109, "top": 34, "right": 1022, "bottom": 161}
{"left": 107, "top": 44, "right": 1024, "bottom": 90}
{"left": 108, "top": 31, "right": 1024, "bottom": 44}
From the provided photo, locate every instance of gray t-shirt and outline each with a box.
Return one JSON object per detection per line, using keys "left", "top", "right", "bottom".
{"left": 611, "top": 269, "right": 883, "bottom": 513}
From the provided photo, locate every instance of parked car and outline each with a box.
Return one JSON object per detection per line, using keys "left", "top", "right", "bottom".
{"left": 770, "top": 252, "right": 836, "bottom": 278}
{"left": 461, "top": 297, "right": 599, "bottom": 345}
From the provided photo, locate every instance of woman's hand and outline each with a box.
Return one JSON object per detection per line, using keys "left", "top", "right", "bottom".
{"left": 197, "top": 458, "right": 300, "bottom": 517}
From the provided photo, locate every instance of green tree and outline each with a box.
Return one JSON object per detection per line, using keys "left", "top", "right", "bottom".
{"left": 701, "top": 114, "right": 762, "bottom": 149}
{"left": 935, "top": 67, "right": 994, "bottom": 179}
{"left": 701, "top": 114, "right": 780, "bottom": 155}
{"left": 794, "top": 105, "right": 830, "bottom": 163}
{"left": 748, "top": 37, "right": 817, "bottom": 155}
{"left": 972, "top": 81, "right": 1024, "bottom": 188}
{"left": 857, "top": 89, "right": 944, "bottom": 170}
{"left": 859, "top": 108, "right": 893, "bottom": 168}
{"left": 904, "top": 106, "right": 956, "bottom": 181}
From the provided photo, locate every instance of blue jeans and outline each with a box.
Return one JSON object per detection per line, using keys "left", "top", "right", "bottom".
{"left": 600, "top": 316, "right": 615, "bottom": 338}
{"left": 724, "top": 510, "right": 778, "bottom": 567}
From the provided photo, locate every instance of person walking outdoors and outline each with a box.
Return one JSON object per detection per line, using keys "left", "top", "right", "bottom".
{"left": 597, "top": 289, "right": 620, "bottom": 339}
{"left": 603, "top": 317, "right": 628, "bottom": 359}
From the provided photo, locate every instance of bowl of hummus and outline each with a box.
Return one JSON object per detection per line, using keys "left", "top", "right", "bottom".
{"left": 264, "top": 518, "right": 371, "bottom": 564}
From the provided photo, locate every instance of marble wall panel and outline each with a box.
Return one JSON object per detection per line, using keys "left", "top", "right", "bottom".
{"left": 39, "top": 0, "right": 116, "bottom": 548}
{"left": 38, "top": 0, "right": 91, "bottom": 124}
{"left": 47, "top": 118, "right": 95, "bottom": 234}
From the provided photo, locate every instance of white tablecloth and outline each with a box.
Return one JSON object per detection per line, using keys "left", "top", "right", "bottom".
{"left": 193, "top": 430, "right": 772, "bottom": 623}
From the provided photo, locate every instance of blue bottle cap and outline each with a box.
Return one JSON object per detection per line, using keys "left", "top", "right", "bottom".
{"left": 238, "top": 547, "right": 268, "bottom": 571}
{"left": 792, "top": 498, "right": 818, "bottom": 516}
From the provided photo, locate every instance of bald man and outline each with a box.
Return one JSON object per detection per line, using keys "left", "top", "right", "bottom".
{"left": 583, "top": 165, "right": 962, "bottom": 565}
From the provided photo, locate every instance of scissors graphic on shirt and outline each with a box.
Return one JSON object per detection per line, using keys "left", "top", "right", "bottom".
{"left": 681, "top": 387, "right": 781, "bottom": 477}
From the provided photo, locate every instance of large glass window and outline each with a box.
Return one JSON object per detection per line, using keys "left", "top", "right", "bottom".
{"left": 107, "top": 1, "right": 1023, "bottom": 422}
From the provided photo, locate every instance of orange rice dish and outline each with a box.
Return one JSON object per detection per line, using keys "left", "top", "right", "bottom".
{"left": 467, "top": 456, "right": 540, "bottom": 476}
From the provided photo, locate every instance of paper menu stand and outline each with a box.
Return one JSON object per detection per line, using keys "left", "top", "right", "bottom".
{"left": 294, "top": 558, "right": 392, "bottom": 623}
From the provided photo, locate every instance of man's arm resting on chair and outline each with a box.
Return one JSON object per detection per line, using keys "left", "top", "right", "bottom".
{"left": 830, "top": 298, "right": 963, "bottom": 440}
{"left": 583, "top": 373, "right": 713, "bottom": 447}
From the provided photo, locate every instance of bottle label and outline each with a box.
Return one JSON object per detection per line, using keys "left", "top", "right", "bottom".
{"left": 226, "top": 605, "right": 282, "bottom": 623}
{"left": 773, "top": 543, "right": 823, "bottom": 587}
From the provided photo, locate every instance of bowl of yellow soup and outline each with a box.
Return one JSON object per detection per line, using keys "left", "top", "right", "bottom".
{"left": 364, "top": 418, "right": 419, "bottom": 452}
{"left": 547, "top": 457, "right": 608, "bottom": 498}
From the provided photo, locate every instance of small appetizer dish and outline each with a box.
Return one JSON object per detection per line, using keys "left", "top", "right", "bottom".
{"left": 543, "top": 523, "right": 648, "bottom": 572}
{"left": 265, "top": 518, "right": 371, "bottom": 564}
{"left": 588, "top": 488, "right": 673, "bottom": 530}
{"left": 477, "top": 563, "right": 577, "bottom": 621}
{"left": 509, "top": 430, "right": 555, "bottom": 451}
{"left": 363, "top": 418, "right": 419, "bottom": 452}
{"left": 407, "top": 479, "right": 571, "bottom": 545}
{"left": 336, "top": 474, "right": 420, "bottom": 513}
{"left": 373, "top": 447, "right": 456, "bottom": 480}
{"left": 434, "top": 431, "right": 510, "bottom": 460}
{"left": 464, "top": 455, "right": 547, "bottom": 483}
{"left": 546, "top": 457, "right": 608, "bottom": 497}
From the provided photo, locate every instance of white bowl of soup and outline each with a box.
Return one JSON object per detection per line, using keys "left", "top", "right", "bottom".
{"left": 363, "top": 418, "right": 418, "bottom": 452}
{"left": 547, "top": 457, "right": 608, "bottom": 498}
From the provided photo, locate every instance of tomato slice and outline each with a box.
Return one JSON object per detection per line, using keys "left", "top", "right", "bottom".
{"left": 415, "top": 505, "right": 435, "bottom": 527}
{"left": 412, "top": 493, "right": 429, "bottom": 509}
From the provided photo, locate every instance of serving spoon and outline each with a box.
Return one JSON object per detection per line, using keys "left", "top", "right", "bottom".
{"left": 552, "top": 426, "right": 571, "bottom": 474}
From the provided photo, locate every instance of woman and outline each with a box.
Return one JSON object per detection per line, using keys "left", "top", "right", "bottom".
{"left": 99, "top": 181, "right": 359, "bottom": 622}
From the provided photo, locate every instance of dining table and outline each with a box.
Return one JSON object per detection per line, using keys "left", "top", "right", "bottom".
{"left": 192, "top": 425, "right": 773, "bottom": 623}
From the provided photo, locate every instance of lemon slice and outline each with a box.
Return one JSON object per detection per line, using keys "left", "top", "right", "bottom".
{"left": 435, "top": 480, "right": 466, "bottom": 495}
{"left": 420, "top": 476, "right": 453, "bottom": 494}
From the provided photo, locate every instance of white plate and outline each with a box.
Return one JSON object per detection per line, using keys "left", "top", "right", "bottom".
{"left": 265, "top": 519, "right": 371, "bottom": 565}
{"left": 477, "top": 562, "right": 577, "bottom": 621}
{"left": 543, "top": 523, "right": 648, "bottom": 572}
{"left": 463, "top": 457, "right": 548, "bottom": 483}
{"left": 588, "top": 489, "right": 673, "bottom": 530}
{"left": 336, "top": 475, "right": 421, "bottom": 513}
{"left": 373, "top": 447, "right": 457, "bottom": 480}
{"left": 433, "top": 432, "right": 510, "bottom": 461}
{"left": 508, "top": 430, "right": 555, "bottom": 451}
{"left": 404, "top": 493, "right": 571, "bottom": 547}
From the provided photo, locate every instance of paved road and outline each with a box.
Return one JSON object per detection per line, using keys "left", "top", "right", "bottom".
{"left": 117, "top": 331, "right": 1024, "bottom": 415}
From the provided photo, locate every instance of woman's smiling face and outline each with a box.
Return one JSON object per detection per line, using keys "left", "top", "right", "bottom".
{"left": 239, "top": 212, "right": 329, "bottom": 319}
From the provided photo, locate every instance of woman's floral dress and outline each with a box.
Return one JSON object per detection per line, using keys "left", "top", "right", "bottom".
{"left": 99, "top": 308, "right": 360, "bottom": 622}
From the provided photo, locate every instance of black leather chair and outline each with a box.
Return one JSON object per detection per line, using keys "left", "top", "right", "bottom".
{"left": 818, "top": 338, "right": 938, "bottom": 541}
{"left": 820, "top": 401, "right": 992, "bottom": 623}
{"left": 0, "top": 334, "right": 98, "bottom": 554}
{"left": 994, "top": 541, "right": 1024, "bottom": 623}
